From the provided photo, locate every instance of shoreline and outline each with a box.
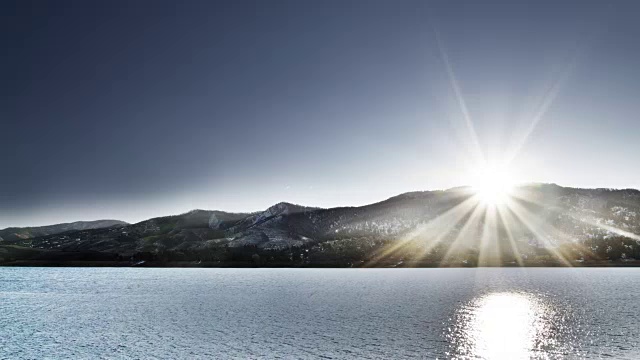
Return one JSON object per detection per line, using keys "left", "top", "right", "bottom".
{"left": 2, "top": 260, "right": 639, "bottom": 268}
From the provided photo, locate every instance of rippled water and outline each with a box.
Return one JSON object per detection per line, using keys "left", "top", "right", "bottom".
{"left": 1, "top": 268, "right": 639, "bottom": 359}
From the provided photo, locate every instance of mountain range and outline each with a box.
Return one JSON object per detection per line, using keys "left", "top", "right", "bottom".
{"left": 1, "top": 183, "right": 639, "bottom": 267}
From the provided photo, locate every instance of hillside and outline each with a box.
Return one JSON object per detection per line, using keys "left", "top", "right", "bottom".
{"left": 2, "top": 184, "right": 640, "bottom": 267}
{"left": 0, "top": 220, "right": 128, "bottom": 243}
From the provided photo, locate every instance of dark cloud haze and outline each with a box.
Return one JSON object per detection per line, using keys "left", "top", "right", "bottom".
{"left": 2, "top": 0, "right": 640, "bottom": 227}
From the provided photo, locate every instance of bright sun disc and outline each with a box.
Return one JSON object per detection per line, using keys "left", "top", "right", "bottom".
{"left": 471, "top": 167, "right": 514, "bottom": 205}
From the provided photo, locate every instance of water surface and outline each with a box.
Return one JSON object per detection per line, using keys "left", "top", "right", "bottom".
{"left": 1, "top": 268, "right": 638, "bottom": 359}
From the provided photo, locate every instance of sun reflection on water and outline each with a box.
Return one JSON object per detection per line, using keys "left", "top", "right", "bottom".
{"left": 448, "top": 292, "right": 554, "bottom": 360}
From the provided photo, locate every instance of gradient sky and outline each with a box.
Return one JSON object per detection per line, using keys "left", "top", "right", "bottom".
{"left": 2, "top": 0, "right": 640, "bottom": 227}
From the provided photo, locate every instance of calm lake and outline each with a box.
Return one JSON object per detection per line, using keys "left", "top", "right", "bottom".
{"left": 1, "top": 268, "right": 639, "bottom": 359}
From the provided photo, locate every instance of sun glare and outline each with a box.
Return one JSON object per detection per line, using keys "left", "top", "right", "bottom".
{"left": 471, "top": 167, "right": 515, "bottom": 205}
{"left": 449, "top": 292, "right": 550, "bottom": 360}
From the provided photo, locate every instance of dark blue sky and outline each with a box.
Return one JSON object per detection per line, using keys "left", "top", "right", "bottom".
{"left": 2, "top": 0, "right": 639, "bottom": 227}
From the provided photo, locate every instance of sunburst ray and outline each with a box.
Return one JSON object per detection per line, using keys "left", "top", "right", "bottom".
{"left": 504, "top": 197, "right": 573, "bottom": 267}
{"left": 365, "top": 193, "right": 478, "bottom": 267}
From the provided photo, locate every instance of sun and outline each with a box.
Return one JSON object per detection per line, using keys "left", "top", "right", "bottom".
{"left": 471, "top": 166, "right": 515, "bottom": 205}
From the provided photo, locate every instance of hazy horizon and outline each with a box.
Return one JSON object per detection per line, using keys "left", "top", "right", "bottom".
{"left": 3, "top": 0, "right": 640, "bottom": 228}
